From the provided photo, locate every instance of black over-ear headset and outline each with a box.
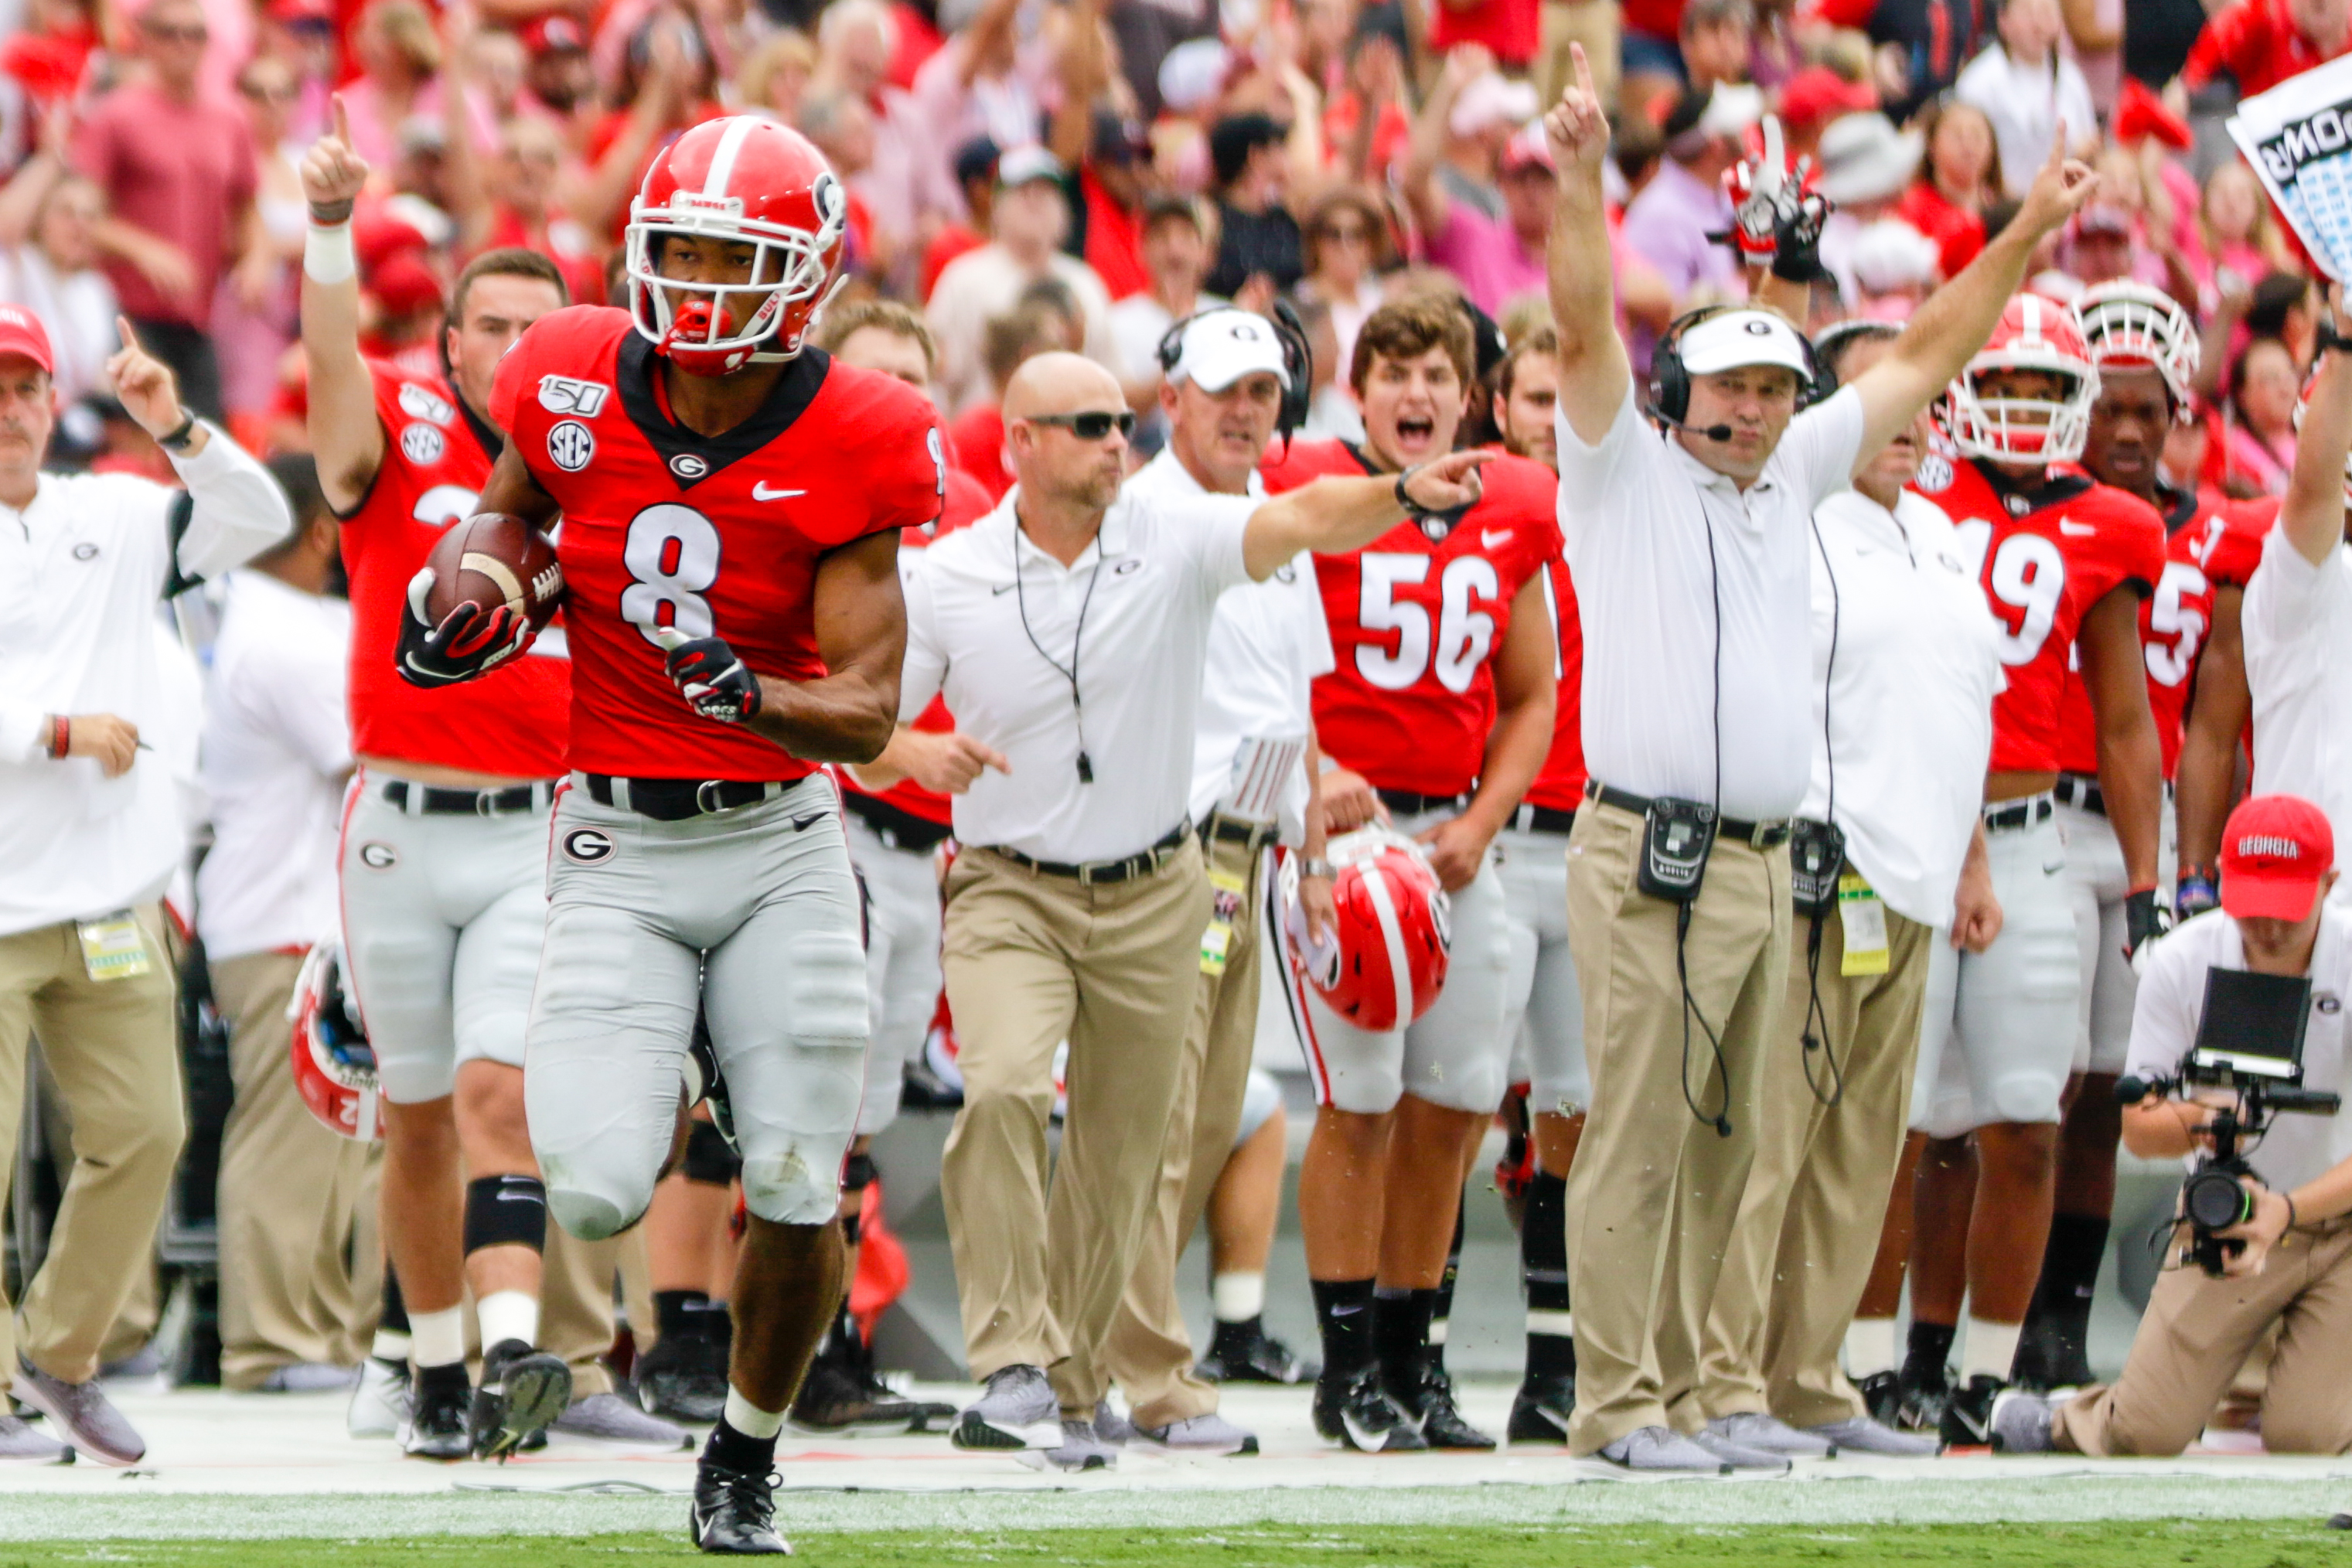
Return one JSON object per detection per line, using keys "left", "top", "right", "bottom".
{"left": 1648, "top": 305, "right": 1835, "bottom": 431}
{"left": 1157, "top": 301, "right": 1314, "bottom": 448}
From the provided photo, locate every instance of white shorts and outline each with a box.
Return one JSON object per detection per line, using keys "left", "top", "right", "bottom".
{"left": 1234, "top": 1065, "right": 1283, "bottom": 1148}
{"left": 336, "top": 769, "right": 551, "bottom": 1106}
{"left": 1911, "top": 801, "right": 2081, "bottom": 1137}
{"left": 1496, "top": 821, "right": 1587, "bottom": 1118}
{"left": 1297, "top": 806, "right": 1514, "bottom": 1116}
{"left": 524, "top": 775, "right": 870, "bottom": 1239}
{"left": 842, "top": 810, "right": 946, "bottom": 1138}
{"left": 2057, "top": 786, "right": 2176, "bottom": 1079}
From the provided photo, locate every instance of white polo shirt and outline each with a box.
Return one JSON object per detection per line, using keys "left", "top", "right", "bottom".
{"left": 2244, "top": 528, "right": 2352, "bottom": 887}
{"left": 1556, "top": 381, "right": 1867, "bottom": 823}
{"left": 2125, "top": 908, "right": 2352, "bottom": 1193}
{"left": 196, "top": 570, "right": 353, "bottom": 962}
{"left": 898, "top": 479, "right": 1258, "bottom": 863}
{"left": 1124, "top": 448, "right": 1335, "bottom": 847}
{"left": 1798, "top": 488, "right": 2004, "bottom": 927}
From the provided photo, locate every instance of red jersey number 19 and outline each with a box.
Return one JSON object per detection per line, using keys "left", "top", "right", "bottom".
{"left": 622, "top": 504, "right": 721, "bottom": 646}
{"left": 1953, "top": 520, "right": 2065, "bottom": 666}
{"left": 1356, "top": 551, "right": 1500, "bottom": 694}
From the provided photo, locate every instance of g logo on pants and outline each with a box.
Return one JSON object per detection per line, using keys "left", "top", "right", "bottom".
{"left": 561, "top": 828, "right": 615, "bottom": 865}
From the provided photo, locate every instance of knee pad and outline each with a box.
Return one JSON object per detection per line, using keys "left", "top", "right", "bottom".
{"left": 741, "top": 1138, "right": 850, "bottom": 1227}
{"left": 1989, "top": 1069, "right": 2064, "bottom": 1127}
{"left": 547, "top": 1185, "right": 641, "bottom": 1243}
{"left": 683, "top": 1120, "right": 741, "bottom": 1188}
{"left": 463, "top": 1174, "right": 548, "bottom": 1256}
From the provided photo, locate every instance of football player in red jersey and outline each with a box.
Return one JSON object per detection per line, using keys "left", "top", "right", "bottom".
{"left": 2173, "top": 493, "right": 2280, "bottom": 908}
{"left": 1485, "top": 325, "right": 1590, "bottom": 1444}
{"left": 1261, "top": 294, "right": 1560, "bottom": 1453}
{"left": 1896, "top": 295, "right": 2167, "bottom": 1445}
{"left": 425, "top": 118, "right": 940, "bottom": 1556}
{"left": 298, "top": 101, "right": 669, "bottom": 1462}
{"left": 2006, "top": 284, "right": 2215, "bottom": 1389}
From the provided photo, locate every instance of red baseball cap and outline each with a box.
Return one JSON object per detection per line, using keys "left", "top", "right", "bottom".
{"left": 2220, "top": 795, "right": 2335, "bottom": 922}
{"left": 520, "top": 15, "right": 587, "bottom": 56}
{"left": 1779, "top": 66, "right": 1876, "bottom": 131}
{"left": 0, "top": 305, "right": 55, "bottom": 374}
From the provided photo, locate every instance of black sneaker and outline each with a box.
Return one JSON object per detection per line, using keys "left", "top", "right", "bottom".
{"left": 1940, "top": 1373, "right": 2004, "bottom": 1448}
{"left": 840, "top": 1311, "right": 954, "bottom": 1430}
{"left": 636, "top": 1331, "right": 730, "bottom": 1426}
{"left": 1505, "top": 1372, "right": 1577, "bottom": 1443}
{"left": 1311, "top": 1366, "right": 1427, "bottom": 1453}
{"left": 1856, "top": 1369, "right": 1901, "bottom": 1427}
{"left": 1894, "top": 1365, "right": 1951, "bottom": 1434}
{"left": 469, "top": 1339, "right": 573, "bottom": 1461}
{"left": 1195, "top": 1318, "right": 1317, "bottom": 1385}
{"left": 689, "top": 1455, "right": 786, "bottom": 1555}
{"left": 789, "top": 1322, "right": 950, "bottom": 1435}
{"left": 688, "top": 1014, "right": 737, "bottom": 1150}
{"left": 898, "top": 1058, "right": 964, "bottom": 1111}
{"left": 1387, "top": 1362, "right": 1496, "bottom": 1450}
{"left": 401, "top": 1367, "right": 471, "bottom": 1461}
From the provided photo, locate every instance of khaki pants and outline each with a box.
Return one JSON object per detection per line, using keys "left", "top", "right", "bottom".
{"left": 1088, "top": 833, "right": 1265, "bottom": 1428}
{"left": 940, "top": 840, "right": 1208, "bottom": 1410}
{"left": 1563, "top": 803, "right": 1791, "bottom": 1454}
{"left": 213, "top": 950, "right": 381, "bottom": 1388}
{"left": 1539, "top": 0, "right": 1621, "bottom": 111}
{"left": 2055, "top": 1215, "right": 2352, "bottom": 1457}
{"left": 0, "top": 907, "right": 186, "bottom": 1388}
{"left": 537, "top": 1223, "right": 623, "bottom": 1396}
{"left": 1698, "top": 900, "right": 1933, "bottom": 1427}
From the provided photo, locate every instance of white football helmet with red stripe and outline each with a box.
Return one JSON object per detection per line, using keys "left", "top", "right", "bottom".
{"left": 1946, "top": 294, "right": 2101, "bottom": 464}
{"left": 625, "top": 115, "right": 848, "bottom": 376}
{"left": 2073, "top": 281, "right": 2198, "bottom": 411}
{"left": 1290, "top": 829, "right": 1452, "bottom": 1033}
{"left": 288, "top": 941, "right": 383, "bottom": 1142}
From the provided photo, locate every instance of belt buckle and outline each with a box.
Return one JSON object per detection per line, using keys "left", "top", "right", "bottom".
{"left": 475, "top": 788, "right": 499, "bottom": 819}
{"left": 696, "top": 779, "right": 724, "bottom": 816}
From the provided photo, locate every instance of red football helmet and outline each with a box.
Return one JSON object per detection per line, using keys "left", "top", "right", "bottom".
{"left": 289, "top": 942, "right": 383, "bottom": 1142}
{"left": 1291, "top": 829, "right": 1452, "bottom": 1033}
{"left": 1946, "top": 294, "right": 2101, "bottom": 465}
{"left": 2073, "top": 281, "right": 2198, "bottom": 411}
{"left": 625, "top": 115, "right": 848, "bottom": 376}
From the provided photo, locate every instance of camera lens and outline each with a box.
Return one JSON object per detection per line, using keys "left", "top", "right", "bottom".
{"left": 2183, "top": 1168, "right": 2255, "bottom": 1230}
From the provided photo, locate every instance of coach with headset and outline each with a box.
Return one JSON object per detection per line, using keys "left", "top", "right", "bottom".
{"left": 1541, "top": 49, "right": 2101, "bottom": 1473}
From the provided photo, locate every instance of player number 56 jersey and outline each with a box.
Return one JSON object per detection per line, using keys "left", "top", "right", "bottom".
{"left": 493, "top": 306, "right": 945, "bottom": 782}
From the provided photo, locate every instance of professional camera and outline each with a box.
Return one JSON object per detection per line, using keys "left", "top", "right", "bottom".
{"left": 2114, "top": 966, "right": 2343, "bottom": 1277}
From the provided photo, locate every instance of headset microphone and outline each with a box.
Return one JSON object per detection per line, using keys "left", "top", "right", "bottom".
{"left": 1650, "top": 408, "right": 1736, "bottom": 442}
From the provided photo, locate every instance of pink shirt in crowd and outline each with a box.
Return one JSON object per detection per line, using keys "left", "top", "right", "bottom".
{"left": 1424, "top": 198, "right": 1546, "bottom": 317}
{"left": 73, "top": 82, "right": 257, "bottom": 327}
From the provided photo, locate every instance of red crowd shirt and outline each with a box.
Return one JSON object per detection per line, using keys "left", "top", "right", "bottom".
{"left": 1892, "top": 182, "right": 1986, "bottom": 284}
{"left": 491, "top": 307, "right": 944, "bottom": 782}
{"left": 1910, "top": 456, "right": 2165, "bottom": 775}
{"left": 1262, "top": 438, "right": 1561, "bottom": 798}
{"left": 2183, "top": 0, "right": 2352, "bottom": 94}
{"left": 1522, "top": 551, "right": 1589, "bottom": 812}
{"left": 1427, "top": 0, "right": 1541, "bottom": 66}
{"left": 338, "top": 361, "right": 571, "bottom": 779}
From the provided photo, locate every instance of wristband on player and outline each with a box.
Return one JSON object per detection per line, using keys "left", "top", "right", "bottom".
{"left": 2176, "top": 867, "right": 2220, "bottom": 920}
{"left": 304, "top": 219, "right": 356, "bottom": 286}
{"left": 1300, "top": 857, "right": 1335, "bottom": 880}
{"left": 49, "top": 714, "right": 68, "bottom": 758}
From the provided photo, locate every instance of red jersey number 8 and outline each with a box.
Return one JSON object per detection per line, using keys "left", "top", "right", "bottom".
{"left": 621, "top": 503, "right": 721, "bottom": 646}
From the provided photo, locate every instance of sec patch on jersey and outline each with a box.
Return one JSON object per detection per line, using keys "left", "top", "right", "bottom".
{"left": 424, "top": 512, "right": 565, "bottom": 632}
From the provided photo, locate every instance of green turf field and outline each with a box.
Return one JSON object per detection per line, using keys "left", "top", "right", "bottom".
{"left": 2, "top": 1520, "right": 2348, "bottom": 1566}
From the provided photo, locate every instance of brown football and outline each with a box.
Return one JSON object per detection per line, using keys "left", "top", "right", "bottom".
{"left": 424, "top": 513, "right": 564, "bottom": 632}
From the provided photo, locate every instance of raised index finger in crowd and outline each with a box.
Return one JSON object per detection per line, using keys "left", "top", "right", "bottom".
{"left": 331, "top": 90, "right": 352, "bottom": 149}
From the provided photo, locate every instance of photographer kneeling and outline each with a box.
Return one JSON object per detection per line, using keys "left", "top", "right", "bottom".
{"left": 1993, "top": 794, "right": 2352, "bottom": 1457}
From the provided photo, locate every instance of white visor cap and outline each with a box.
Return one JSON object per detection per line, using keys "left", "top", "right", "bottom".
{"left": 1678, "top": 309, "right": 1814, "bottom": 380}
{"left": 1170, "top": 308, "right": 1289, "bottom": 392}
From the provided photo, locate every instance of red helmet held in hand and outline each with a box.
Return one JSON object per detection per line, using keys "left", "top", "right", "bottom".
{"left": 289, "top": 942, "right": 383, "bottom": 1142}
{"left": 1294, "top": 828, "right": 1452, "bottom": 1033}
{"left": 625, "top": 115, "right": 848, "bottom": 376}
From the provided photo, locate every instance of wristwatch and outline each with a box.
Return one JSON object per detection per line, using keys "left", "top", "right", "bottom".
{"left": 1300, "top": 858, "right": 1335, "bottom": 879}
{"left": 156, "top": 414, "right": 199, "bottom": 453}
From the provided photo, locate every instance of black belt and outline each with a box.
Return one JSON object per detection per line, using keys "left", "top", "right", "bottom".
{"left": 2054, "top": 774, "right": 2105, "bottom": 816}
{"left": 583, "top": 773, "right": 795, "bottom": 822}
{"left": 1983, "top": 793, "right": 2056, "bottom": 833}
{"left": 1377, "top": 788, "right": 1473, "bottom": 817}
{"left": 844, "top": 788, "right": 955, "bottom": 853}
{"left": 986, "top": 821, "right": 1191, "bottom": 885}
{"left": 1512, "top": 803, "right": 1578, "bottom": 837}
{"left": 381, "top": 778, "right": 554, "bottom": 816}
{"left": 1583, "top": 779, "right": 1790, "bottom": 849}
{"left": 1202, "top": 813, "right": 1279, "bottom": 853}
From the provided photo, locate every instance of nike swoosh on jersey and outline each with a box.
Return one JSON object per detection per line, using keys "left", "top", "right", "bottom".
{"left": 992, "top": 581, "right": 1018, "bottom": 595}
{"left": 752, "top": 482, "right": 806, "bottom": 501}
{"left": 791, "top": 812, "right": 826, "bottom": 831}
{"left": 1481, "top": 529, "right": 1514, "bottom": 547}
{"left": 2057, "top": 520, "right": 2097, "bottom": 537}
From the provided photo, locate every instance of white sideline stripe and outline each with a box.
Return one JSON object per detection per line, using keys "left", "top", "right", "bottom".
{"left": 702, "top": 116, "right": 756, "bottom": 198}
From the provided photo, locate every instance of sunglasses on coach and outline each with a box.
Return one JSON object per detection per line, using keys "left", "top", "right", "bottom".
{"left": 1026, "top": 410, "right": 1137, "bottom": 441}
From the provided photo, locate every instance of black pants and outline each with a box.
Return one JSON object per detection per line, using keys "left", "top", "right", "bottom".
{"left": 127, "top": 315, "right": 224, "bottom": 425}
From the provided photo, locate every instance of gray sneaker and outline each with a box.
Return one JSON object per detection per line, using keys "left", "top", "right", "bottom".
{"left": 952, "top": 1364, "right": 1062, "bottom": 1450}
{"left": 1990, "top": 1389, "right": 2056, "bottom": 1454}
{"left": 0, "top": 1414, "right": 69, "bottom": 1465}
{"left": 255, "top": 1362, "right": 360, "bottom": 1394}
{"left": 348, "top": 1357, "right": 410, "bottom": 1439}
{"left": 1091, "top": 1399, "right": 1133, "bottom": 1446}
{"left": 13, "top": 1355, "right": 144, "bottom": 1467}
{"left": 1016, "top": 1417, "right": 1119, "bottom": 1472}
{"left": 1807, "top": 1414, "right": 1941, "bottom": 1457}
{"left": 1137, "top": 1411, "right": 1259, "bottom": 1455}
{"left": 553, "top": 1392, "right": 693, "bottom": 1449}
{"left": 1687, "top": 1426, "right": 1791, "bottom": 1473}
{"left": 1706, "top": 1411, "right": 1832, "bottom": 1457}
{"left": 1597, "top": 1425, "right": 1733, "bottom": 1474}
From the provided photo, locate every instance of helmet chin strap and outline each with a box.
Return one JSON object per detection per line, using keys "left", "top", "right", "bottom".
{"left": 747, "top": 272, "right": 850, "bottom": 364}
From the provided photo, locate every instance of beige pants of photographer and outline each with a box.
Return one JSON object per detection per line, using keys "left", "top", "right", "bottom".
{"left": 2054, "top": 1215, "right": 2352, "bottom": 1456}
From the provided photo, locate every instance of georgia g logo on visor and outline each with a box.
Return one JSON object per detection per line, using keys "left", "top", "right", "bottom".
{"left": 561, "top": 828, "right": 615, "bottom": 865}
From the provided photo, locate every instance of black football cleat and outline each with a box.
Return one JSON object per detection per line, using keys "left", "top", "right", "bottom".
{"left": 401, "top": 1368, "right": 472, "bottom": 1461}
{"left": 690, "top": 1455, "right": 787, "bottom": 1555}
{"left": 1940, "top": 1373, "right": 2004, "bottom": 1449}
{"left": 1311, "top": 1366, "right": 1427, "bottom": 1454}
{"left": 636, "top": 1330, "right": 730, "bottom": 1426}
{"left": 469, "top": 1339, "right": 572, "bottom": 1461}
{"left": 1505, "top": 1372, "right": 1577, "bottom": 1443}
{"left": 1856, "top": 1369, "right": 1902, "bottom": 1427}
{"left": 789, "top": 1311, "right": 952, "bottom": 1434}
{"left": 1894, "top": 1365, "right": 1951, "bottom": 1434}
{"left": 898, "top": 1058, "right": 965, "bottom": 1111}
{"left": 1195, "top": 1317, "right": 1317, "bottom": 1385}
{"left": 1388, "top": 1362, "right": 1496, "bottom": 1450}
{"left": 687, "top": 1013, "right": 738, "bottom": 1150}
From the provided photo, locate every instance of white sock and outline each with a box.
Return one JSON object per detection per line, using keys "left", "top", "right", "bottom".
{"left": 410, "top": 1306, "right": 465, "bottom": 1369}
{"left": 370, "top": 1328, "right": 413, "bottom": 1363}
{"left": 1842, "top": 1317, "right": 1897, "bottom": 1380}
{"left": 1525, "top": 1308, "right": 1575, "bottom": 1338}
{"left": 1211, "top": 1272, "right": 1264, "bottom": 1323}
{"left": 476, "top": 1289, "right": 539, "bottom": 1352}
{"left": 724, "top": 1386, "right": 785, "bottom": 1439}
{"left": 1962, "top": 1315, "right": 2023, "bottom": 1383}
